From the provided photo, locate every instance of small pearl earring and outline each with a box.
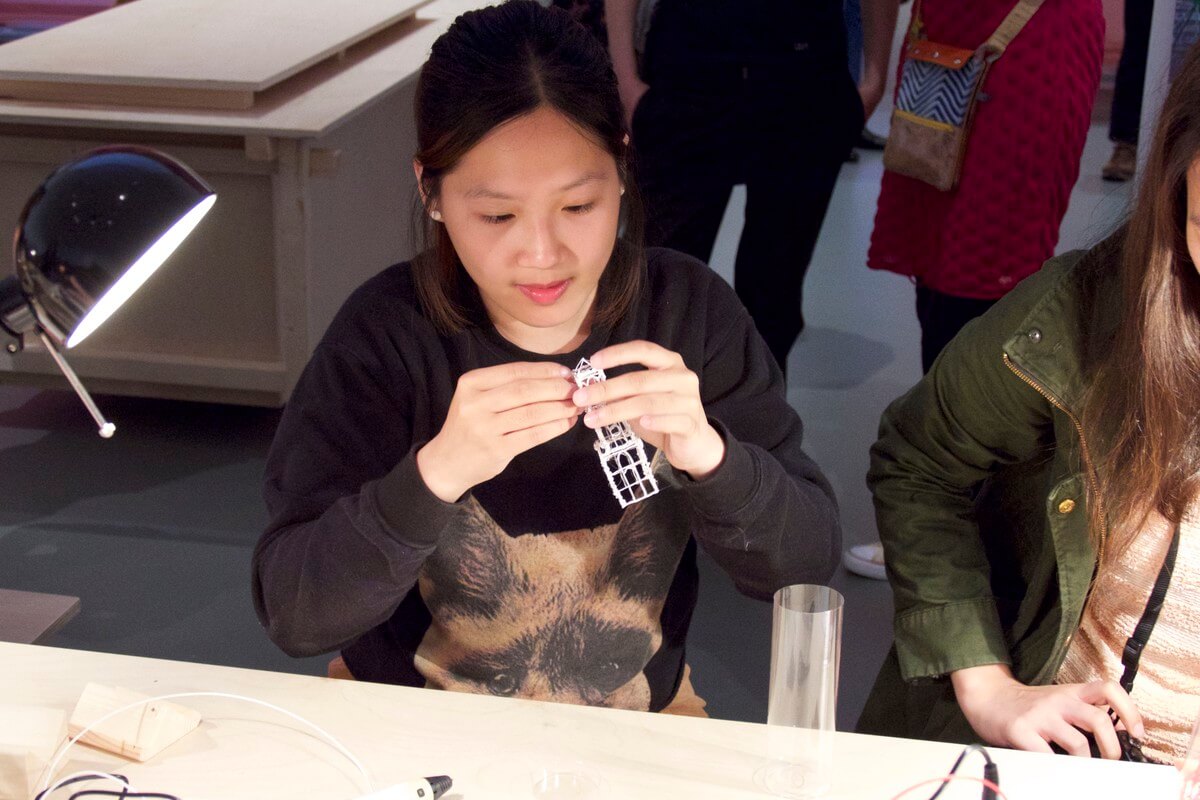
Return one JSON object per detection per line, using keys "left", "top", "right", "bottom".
{"left": 430, "top": 210, "right": 443, "bottom": 221}
{"left": 619, "top": 187, "right": 626, "bottom": 196}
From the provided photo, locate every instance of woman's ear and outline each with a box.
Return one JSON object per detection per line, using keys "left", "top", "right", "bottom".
{"left": 415, "top": 158, "right": 434, "bottom": 203}
{"left": 413, "top": 159, "right": 426, "bottom": 202}
{"left": 414, "top": 160, "right": 442, "bottom": 221}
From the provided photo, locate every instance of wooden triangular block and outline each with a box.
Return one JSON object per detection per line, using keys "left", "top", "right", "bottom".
{"left": 0, "top": 705, "right": 65, "bottom": 800}
{"left": 68, "top": 683, "right": 202, "bottom": 762}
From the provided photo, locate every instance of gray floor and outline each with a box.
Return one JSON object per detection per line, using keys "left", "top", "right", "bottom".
{"left": 0, "top": 122, "right": 1131, "bottom": 731}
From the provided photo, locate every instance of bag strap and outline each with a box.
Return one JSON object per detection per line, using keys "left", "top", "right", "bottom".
{"left": 983, "top": 0, "right": 1046, "bottom": 59}
{"left": 910, "top": 0, "right": 1044, "bottom": 58}
{"left": 1118, "top": 522, "right": 1181, "bottom": 693}
{"left": 907, "top": 0, "right": 925, "bottom": 43}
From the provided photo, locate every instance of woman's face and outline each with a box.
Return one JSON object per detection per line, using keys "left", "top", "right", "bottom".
{"left": 434, "top": 106, "right": 622, "bottom": 354}
{"left": 1189, "top": 159, "right": 1200, "bottom": 274}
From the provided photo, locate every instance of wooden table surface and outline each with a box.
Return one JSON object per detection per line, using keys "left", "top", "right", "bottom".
{"left": 0, "top": 642, "right": 1183, "bottom": 799}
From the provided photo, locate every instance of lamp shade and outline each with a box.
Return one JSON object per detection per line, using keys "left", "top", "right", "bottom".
{"left": 11, "top": 145, "right": 216, "bottom": 348}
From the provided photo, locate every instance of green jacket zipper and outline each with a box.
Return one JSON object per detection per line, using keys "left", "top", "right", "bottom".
{"left": 1003, "top": 353, "right": 1107, "bottom": 683}
{"left": 1002, "top": 353, "right": 1107, "bottom": 563}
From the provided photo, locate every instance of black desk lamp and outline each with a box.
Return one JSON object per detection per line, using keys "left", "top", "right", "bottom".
{"left": 0, "top": 146, "right": 216, "bottom": 437}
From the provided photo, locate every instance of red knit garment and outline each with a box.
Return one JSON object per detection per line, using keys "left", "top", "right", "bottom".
{"left": 868, "top": 0, "right": 1104, "bottom": 299}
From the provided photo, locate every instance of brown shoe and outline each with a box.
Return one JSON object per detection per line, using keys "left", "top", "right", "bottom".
{"left": 1102, "top": 142, "right": 1136, "bottom": 182}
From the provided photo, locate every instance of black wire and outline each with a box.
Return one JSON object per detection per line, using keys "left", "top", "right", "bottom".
{"left": 33, "top": 774, "right": 180, "bottom": 800}
{"left": 67, "top": 792, "right": 180, "bottom": 800}
{"left": 35, "top": 774, "right": 129, "bottom": 800}
{"left": 926, "top": 744, "right": 996, "bottom": 800}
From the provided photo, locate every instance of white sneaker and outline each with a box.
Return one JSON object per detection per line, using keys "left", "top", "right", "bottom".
{"left": 842, "top": 543, "right": 888, "bottom": 580}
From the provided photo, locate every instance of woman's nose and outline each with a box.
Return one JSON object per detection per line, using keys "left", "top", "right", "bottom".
{"left": 516, "top": 217, "right": 561, "bottom": 268}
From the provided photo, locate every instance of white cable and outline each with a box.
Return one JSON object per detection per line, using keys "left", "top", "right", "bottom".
{"left": 37, "top": 691, "right": 375, "bottom": 798}
{"left": 39, "top": 770, "right": 134, "bottom": 799}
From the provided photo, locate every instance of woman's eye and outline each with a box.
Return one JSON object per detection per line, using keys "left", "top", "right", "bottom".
{"left": 481, "top": 214, "right": 513, "bottom": 225}
{"left": 565, "top": 202, "right": 595, "bottom": 215}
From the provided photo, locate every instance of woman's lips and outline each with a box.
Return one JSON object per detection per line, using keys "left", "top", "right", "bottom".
{"left": 517, "top": 279, "right": 570, "bottom": 305}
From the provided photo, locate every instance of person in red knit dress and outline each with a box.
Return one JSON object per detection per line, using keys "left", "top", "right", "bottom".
{"left": 870, "top": 0, "right": 1104, "bottom": 372}
{"left": 844, "top": 0, "right": 1104, "bottom": 582}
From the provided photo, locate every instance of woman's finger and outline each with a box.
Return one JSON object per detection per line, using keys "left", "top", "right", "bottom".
{"left": 486, "top": 376, "right": 576, "bottom": 411}
{"left": 495, "top": 399, "right": 580, "bottom": 436}
{"left": 1063, "top": 702, "right": 1121, "bottom": 759}
{"left": 635, "top": 413, "right": 701, "bottom": 436}
{"left": 584, "top": 394, "right": 692, "bottom": 429}
{"left": 463, "top": 360, "right": 572, "bottom": 391}
{"left": 572, "top": 367, "right": 693, "bottom": 407}
{"left": 1079, "top": 681, "right": 1145, "bottom": 739}
{"left": 1007, "top": 721, "right": 1055, "bottom": 754}
{"left": 590, "top": 340, "right": 685, "bottom": 371}
{"left": 1044, "top": 717, "right": 1093, "bottom": 757}
{"left": 502, "top": 412, "right": 579, "bottom": 455}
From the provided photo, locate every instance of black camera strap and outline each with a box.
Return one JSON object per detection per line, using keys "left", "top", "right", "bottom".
{"left": 1118, "top": 522, "right": 1180, "bottom": 694}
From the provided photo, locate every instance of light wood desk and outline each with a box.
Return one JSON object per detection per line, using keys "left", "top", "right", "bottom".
{"left": 0, "top": 0, "right": 485, "bottom": 406}
{"left": 0, "top": 642, "right": 1183, "bottom": 799}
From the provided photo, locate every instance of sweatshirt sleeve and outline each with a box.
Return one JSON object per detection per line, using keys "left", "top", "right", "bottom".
{"left": 679, "top": 277, "right": 841, "bottom": 601}
{"left": 252, "top": 334, "right": 462, "bottom": 658}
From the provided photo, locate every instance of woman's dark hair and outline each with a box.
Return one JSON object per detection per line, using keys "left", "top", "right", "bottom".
{"left": 1081, "top": 41, "right": 1200, "bottom": 565}
{"left": 412, "top": 0, "right": 643, "bottom": 334}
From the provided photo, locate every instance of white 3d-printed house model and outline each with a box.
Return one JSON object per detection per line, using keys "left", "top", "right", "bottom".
{"left": 573, "top": 358, "right": 661, "bottom": 508}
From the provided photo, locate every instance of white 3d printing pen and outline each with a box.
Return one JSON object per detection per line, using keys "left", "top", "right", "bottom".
{"left": 354, "top": 775, "right": 452, "bottom": 800}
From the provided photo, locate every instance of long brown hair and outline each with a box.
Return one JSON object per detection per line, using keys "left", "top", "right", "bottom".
{"left": 1083, "top": 42, "right": 1200, "bottom": 562}
{"left": 411, "top": 1, "right": 644, "bottom": 335}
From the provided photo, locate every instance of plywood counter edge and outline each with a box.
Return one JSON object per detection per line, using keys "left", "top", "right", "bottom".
{"left": 0, "top": 73, "right": 265, "bottom": 91}
{"left": 0, "top": 77, "right": 421, "bottom": 139}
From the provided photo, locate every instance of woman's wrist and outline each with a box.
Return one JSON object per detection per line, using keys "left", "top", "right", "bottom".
{"left": 416, "top": 437, "right": 467, "bottom": 503}
{"left": 679, "top": 425, "right": 726, "bottom": 481}
{"left": 950, "top": 663, "right": 1017, "bottom": 711}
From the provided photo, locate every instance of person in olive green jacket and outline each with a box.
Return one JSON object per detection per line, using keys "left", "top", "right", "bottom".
{"left": 859, "top": 42, "right": 1200, "bottom": 763}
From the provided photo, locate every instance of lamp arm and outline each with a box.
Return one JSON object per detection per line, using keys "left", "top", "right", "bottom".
{"left": 36, "top": 329, "right": 115, "bottom": 438}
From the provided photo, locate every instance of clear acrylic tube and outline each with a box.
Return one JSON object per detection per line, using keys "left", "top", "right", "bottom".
{"left": 757, "top": 584, "right": 844, "bottom": 798}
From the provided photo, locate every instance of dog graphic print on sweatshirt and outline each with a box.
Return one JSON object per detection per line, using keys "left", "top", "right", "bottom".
{"left": 414, "top": 486, "right": 690, "bottom": 710}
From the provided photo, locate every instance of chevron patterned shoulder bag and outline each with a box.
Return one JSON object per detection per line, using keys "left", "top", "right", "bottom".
{"left": 882, "top": 0, "right": 1044, "bottom": 191}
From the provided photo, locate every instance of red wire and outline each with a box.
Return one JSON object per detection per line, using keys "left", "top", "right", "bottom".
{"left": 888, "top": 774, "right": 1009, "bottom": 800}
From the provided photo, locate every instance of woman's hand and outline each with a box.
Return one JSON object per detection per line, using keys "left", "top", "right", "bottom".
{"left": 618, "top": 77, "right": 649, "bottom": 130}
{"left": 572, "top": 341, "right": 725, "bottom": 479}
{"left": 951, "top": 664, "right": 1146, "bottom": 758}
{"left": 417, "top": 362, "right": 580, "bottom": 502}
{"left": 857, "top": 74, "right": 886, "bottom": 123}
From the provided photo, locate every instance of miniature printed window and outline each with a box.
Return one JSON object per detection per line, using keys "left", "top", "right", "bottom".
{"left": 572, "top": 357, "right": 660, "bottom": 508}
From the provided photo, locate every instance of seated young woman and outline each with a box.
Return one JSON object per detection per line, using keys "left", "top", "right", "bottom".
{"left": 251, "top": 0, "right": 840, "bottom": 715}
{"left": 859, "top": 42, "right": 1200, "bottom": 764}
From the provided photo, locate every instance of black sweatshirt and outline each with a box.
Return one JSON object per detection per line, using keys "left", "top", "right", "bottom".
{"left": 253, "top": 248, "right": 840, "bottom": 711}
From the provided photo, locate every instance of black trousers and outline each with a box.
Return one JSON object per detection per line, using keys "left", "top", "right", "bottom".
{"left": 632, "top": 68, "right": 861, "bottom": 371}
{"left": 1110, "top": 0, "right": 1153, "bottom": 145}
{"left": 915, "top": 286, "right": 997, "bottom": 374}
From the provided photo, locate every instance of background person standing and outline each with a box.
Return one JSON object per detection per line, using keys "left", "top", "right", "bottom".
{"left": 607, "top": 0, "right": 900, "bottom": 373}
{"left": 868, "top": 0, "right": 1104, "bottom": 374}
{"left": 843, "top": 0, "right": 1104, "bottom": 581}
{"left": 1102, "top": 0, "right": 1153, "bottom": 181}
